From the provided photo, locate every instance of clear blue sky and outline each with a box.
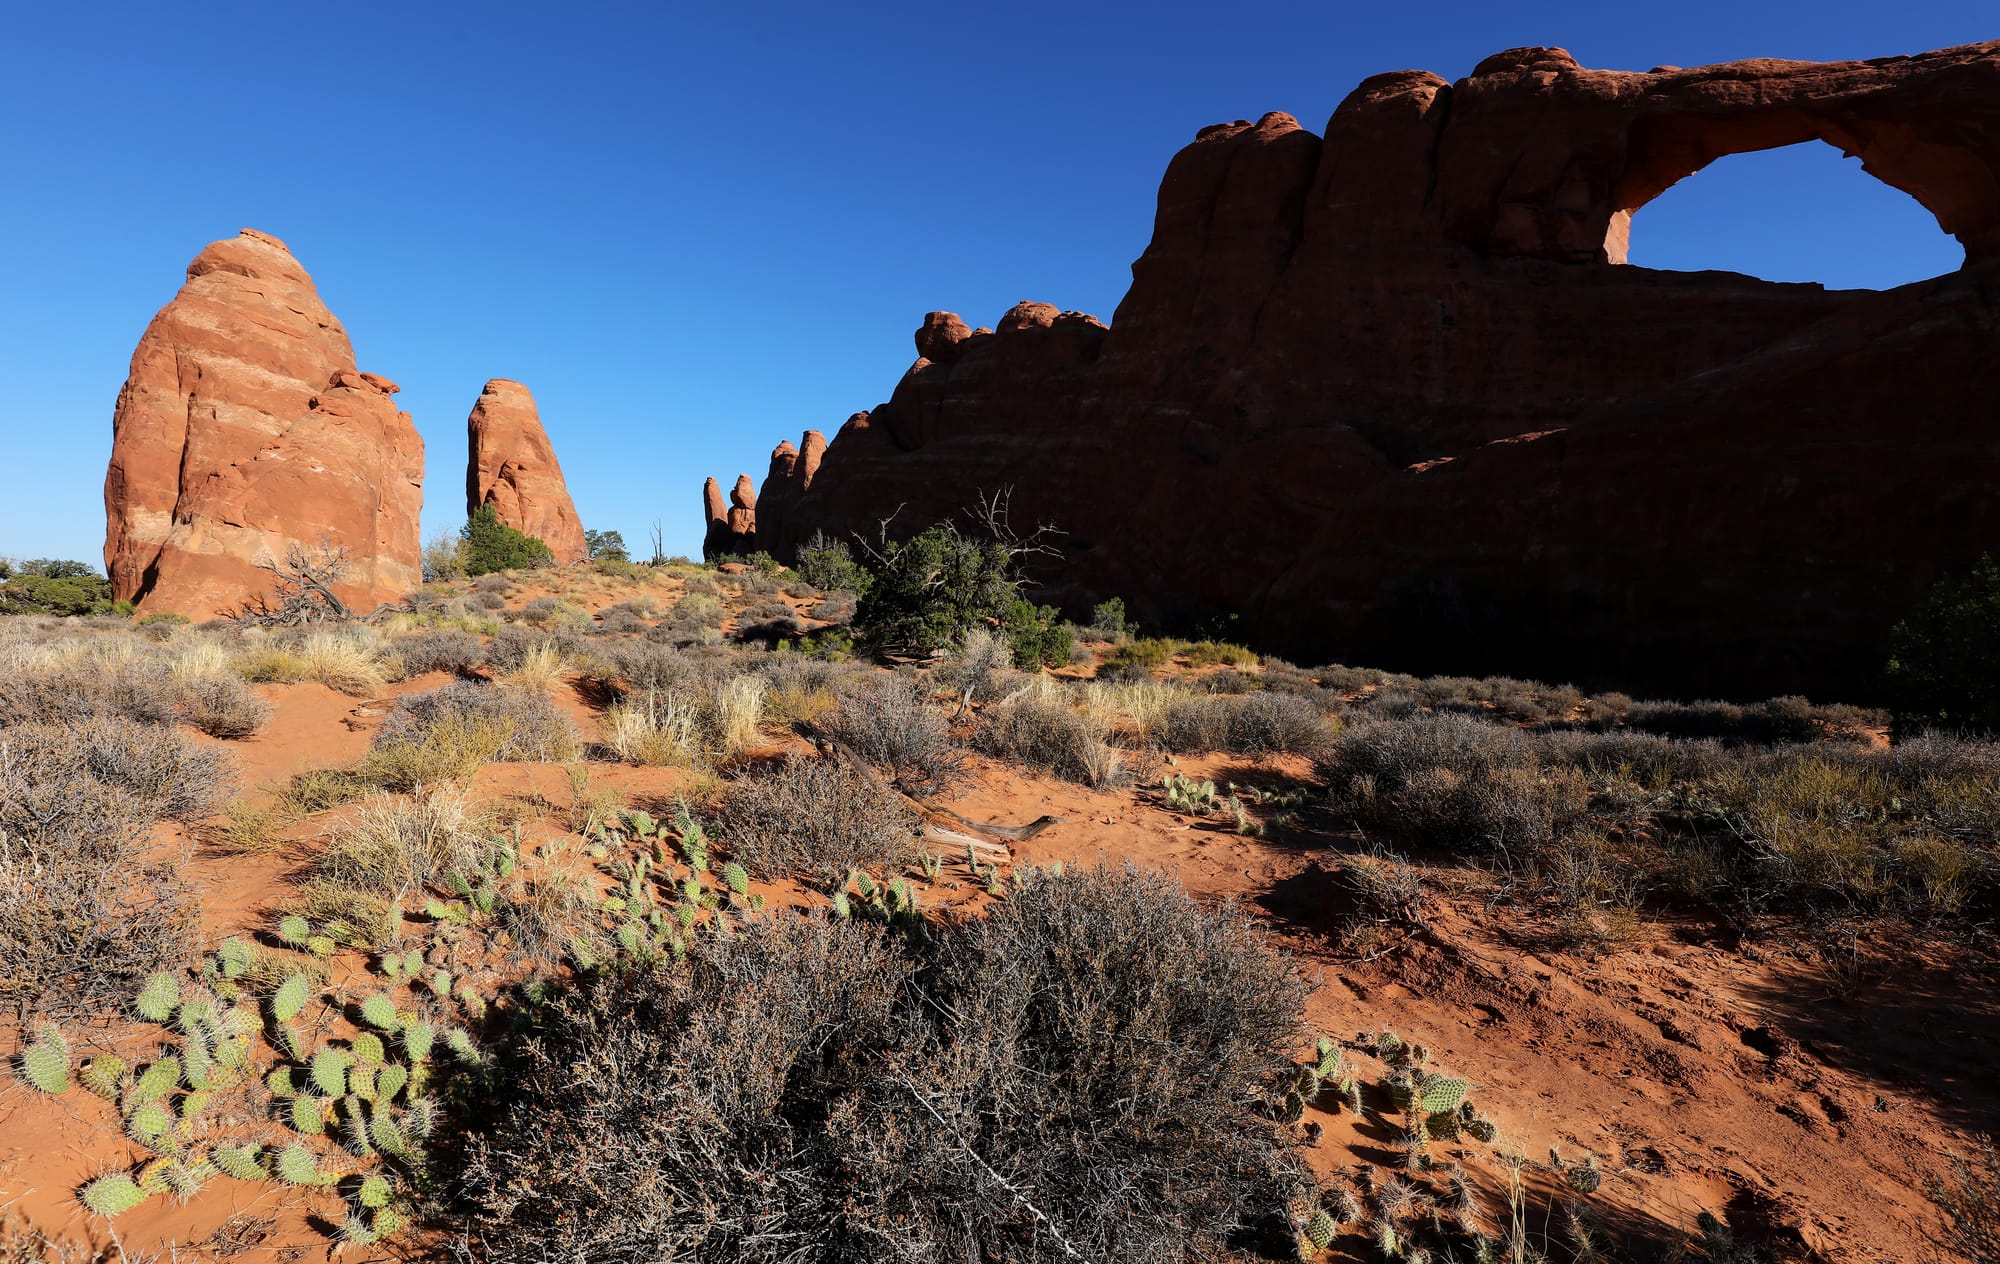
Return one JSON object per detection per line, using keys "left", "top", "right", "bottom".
{"left": 0, "top": 1, "right": 1983, "bottom": 566}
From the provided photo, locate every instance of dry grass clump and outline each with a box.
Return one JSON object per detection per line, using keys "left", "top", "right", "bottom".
{"left": 0, "top": 718, "right": 218, "bottom": 1014}
{"left": 274, "top": 878, "right": 398, "bottom": 949}
{"left": 446, "top": 865, "right": 1307, "bottom": 1263}
{"left": 316, "top": 787, "right": 486, "bottom": 896}
{"left": 603, "top": 688, "right": 702, "bottom": 767}
{"left": 976, "top": 675, "right": 1131, "bottom": 788}
{"left": 714, "top": 754, "right": 917, "bottom": 882}
{"left": 499, "top": 641, "right": 568, "bottom": 691}
{"left": 760, "top": 652, "right": 849, "bottom": 726}
{"left": 364, "top": 681, "right": 582, "bottom": 788}
{"left": 826, "top": 676, "right": 963, "bottom": 797}
{"left": 483, "top": 625, "right": 588, "bottom": 674}
{"left": 239, "top": 629, "right": 392, "bottom": 695}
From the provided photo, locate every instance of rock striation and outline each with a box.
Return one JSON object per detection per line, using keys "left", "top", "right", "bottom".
{"left": 465, "top": 379, "right": 587, "bottom": 563}
{"left": 711, "top": 41, "right": 2000, "bottom": 697}
{"left": 104, "top": 229, "right": 425, "bottom": 618}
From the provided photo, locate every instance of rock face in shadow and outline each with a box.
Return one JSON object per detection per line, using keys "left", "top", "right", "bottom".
{"left": 716, "top": 41, "right": 2000, "bottom": 697}
{"left": 103, "top": 229, "right": 424, "bottom": 618}
{"left": 466, "top": 379, "right": 587, "bottom": 563}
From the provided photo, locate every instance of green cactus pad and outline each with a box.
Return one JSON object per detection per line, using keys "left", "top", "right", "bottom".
{"left": 80, "top": 1055, "right": 126, "bottom": 1099}
{"left": 271, "top": 975, "right": 312, "bottom": 1023}
{"left": 1416, "top": 1075, "right": 1468, "bottom": 1115}
{"left": 722, "top": 862, "right": 750, "bottom": 896}
{"left": 310, "top": 1049, "right": 350, "bottom": 1097}
{"left": 358, "top": 1173, "right": 393, "bottom": 1209}
{"left": 135, "top": 973, "right": 180, "bottom": 1023}
{"left": 351, "top": 1032, "right": 385, "bottom": 1066}
{"left": 126, "top": 1101, "right": 173, "bottom": 1142}
{"left": 277, "top": 914, "right": 311, "bottom": 946}
{"left": 1305, "top": 1208, "right": 1336, "bottom": 1250}
{"left": 214, "top": 1145, "right": 266, "bottom": 1181}
{"left": 377, "top": 1064, "right": 409, "bottom": 1101}
{"left": 20, "top": 1033, "right": 70, "bottom": 1094}
{"left": 290, "top": 1093, "right": 327, "bottom": 1135}
{"left": 79, "top": 1173, "right": 149, "bottom": 1218}
{"left": 274, "top": 1143, "right": 335, "bottom": 1187}
{"left": 401, "top": 1022, "right": 435, "bottom": 1062}
{"left": 130, "top": 1057, "right": 181, "bottom": 1104}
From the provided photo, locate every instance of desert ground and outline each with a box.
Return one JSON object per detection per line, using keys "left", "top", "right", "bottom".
{"left": 3, "top": 555, "right": 1995, "bottom": 1264}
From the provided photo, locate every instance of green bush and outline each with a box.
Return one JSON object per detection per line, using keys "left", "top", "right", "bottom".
{"left": 793, "top": 532, "right": 872, "bottom": 597}
{"left": 460, "top": 505, "right": 553, "bottom": 578}
{"left": 1000, "top": 595, "right": 1073, "bottom": 670}
{"left": 584, "top": 528, "right": 629, "bottom": 563}
{"left": 1886, "top": 554, "right": 2000, "bottom": 734}
{"left": 0, "top": 563, "right": 127, "bottom": 617}
{"left": 852, "top": 526, "right": 1019, "bottom": 657}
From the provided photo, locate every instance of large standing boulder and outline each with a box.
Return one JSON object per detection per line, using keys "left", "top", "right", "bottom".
{"left": 103, "top": 229, "right": 424, "bottom": 618}
{"left": 465, "top": 379, "right": 588, "bottom": 563}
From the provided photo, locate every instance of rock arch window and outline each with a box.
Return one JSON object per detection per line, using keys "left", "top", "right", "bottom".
{"left": 1619, "top": 139, "right": 1965, "bottom": 288}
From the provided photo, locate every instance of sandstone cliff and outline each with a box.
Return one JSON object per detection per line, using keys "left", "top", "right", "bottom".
{"left": 715, "top": 41, "right": 2000, "bottom": 697}
{"left": 465, "top": 379, "right": 587, "bottom": 563}
{"left": 104, "top": 229, "right": 424, "bottom": 617}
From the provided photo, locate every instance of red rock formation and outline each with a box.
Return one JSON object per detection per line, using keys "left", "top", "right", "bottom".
{"left": 702, "top": 475, "right": 757, "bottom": 559}
{"left": 104, "top": 229, "right": 424, "bottom": 618}
{"left": 465, "top": 379, "right": 588, "bottom": 563}
{"left": 728, "top": 42, "right": 2000, "bottom": 697}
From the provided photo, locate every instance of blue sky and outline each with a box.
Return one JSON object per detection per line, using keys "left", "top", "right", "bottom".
{"left": 0, "top": 1, "right": 1983, "bottom": 565}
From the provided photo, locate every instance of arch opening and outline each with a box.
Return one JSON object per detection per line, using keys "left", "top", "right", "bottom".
{"left": 1616, "top": 138, "right": 1965, "bottom": 289}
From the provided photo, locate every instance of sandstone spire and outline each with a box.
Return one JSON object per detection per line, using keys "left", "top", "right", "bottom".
{"left": 104, "top": 228, "right": 424, "bottom": 618}
{"left": 465, "top": 379, "right": 588, "bottom": 563}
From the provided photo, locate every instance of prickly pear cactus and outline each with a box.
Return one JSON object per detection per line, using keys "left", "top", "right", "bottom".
{"left": 135, "top": 972, "right": 180, "bottom": 1023}
{"left": 79, "top": 1172, "right": 149, "bottom": 1218}
{"left": 19, "top": 1024, "right": 70, "bottom": 1094}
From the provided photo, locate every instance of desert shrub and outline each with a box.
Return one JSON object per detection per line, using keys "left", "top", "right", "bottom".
{"left": 826, "top": 676, "right": 963, "bottom": 797}
{"left": 449, "top": 866, "right": 1306, "bottom": 1264}
{"left": 316, "top": 787, "right": 485, "bottom": 896}
{"left": 794, "top": 531, "right": 872, "bottom": 597}
{"left": 1623, "top": 696, "right": 1822, "bottom": 744}
{"left": 715, "top": 754, "right": 917, "bottom": 881}
{"left": 737, "top": 597, "right": 803, "bottom": 640}
{"left": 1153, "top": 690, "right": 1329, "bottom": 756}
{"left": 391, "top": 628, "right": 485, "bottom": 677}
{"left": 0, "top": 719, "right": 211, "bottom": 1014}
{"left": 516, "top": 597, "right": 561, "bottom": 625}
{"left": 275, "top": 878, "right": 398, "bottom": 949}
{"left": 483, "top": 624, "right": 588, "bottom": 674}
{"left": 0, "top": 642, "right": 179, "bottom": 726}
{"left": 933, "top": 627, "right": 1015, "bottom": 705}
{"left": 850, "top": 524, "right": 1025, "bottom": 657}
{"left": 0, "top": 565, "right": 127, "bottom": 616}
{"left": 1000, "top": 595, "right": 1074, "bottom": 669}
{"left": 586, "top": 528, "right": 630, "bottom": 564}
{"left": 473, "top": 572, "right": 514, "bottom": 595}
{"left": 1078, "top": 594, "right": 1131, "bottom": 641}
{"left": 449, "top": 914, "right": 914, "bottom": 1261}
{"left": 1102, "top": 637, "right": 1178, "bottom": 678}
{"left": 423, "top": 531, "right": 468, "bottom": 582}
{"left": 1886, "top": 554, "right": 2000, "bottom": 736}
{"left": 462, "top": 504, "right": 554, "bottom": 577}
{"left": 173, "top": 670, "right": 270, "bottom": 738}
{"left": 1182, "top": 639, "right": 1258, "bottom": 669}
{"left": 1317, "top": 713, "right": 1586, "bottom": 852}
{"left": 597, "top": 606, "right": 651, "bottom": 636}
{"left": 976, "top": 676, "right": 1130, "bottom": 787}
{"left": 366, "top": 681, "right": 581, "bottom": 787}
{"left": 859, "top": 863, "right": 1306, "bottom": 1260}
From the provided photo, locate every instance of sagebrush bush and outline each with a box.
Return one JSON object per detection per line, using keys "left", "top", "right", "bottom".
{"left": 0, "top": 718, "right": 214, "bottom": 1014}
{"left": 174, "top": 671, "right": 271, "bottom": 738}
{"left": 447, "top": 865, "right": 1307, "bottom": 1264}
{"left": 826, "top": 676, "right": 963, "bottom": 797}
{"left": 366, "top": 681, "right": 581, "bottom": 786}
{"left": 0, "top": 640, "right": 179, "bottom": 727}
{"left": 715, "top": 754, "right": 916, "bottom": 881}
{"left": 391, "top": 629, "right": 485, "bottom": 677}
{"left": 1159, "top": 690, "right": 1330, "bottom": 756}
{"left": 933, "top": 627, "right": 1015, "bottom": 704}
